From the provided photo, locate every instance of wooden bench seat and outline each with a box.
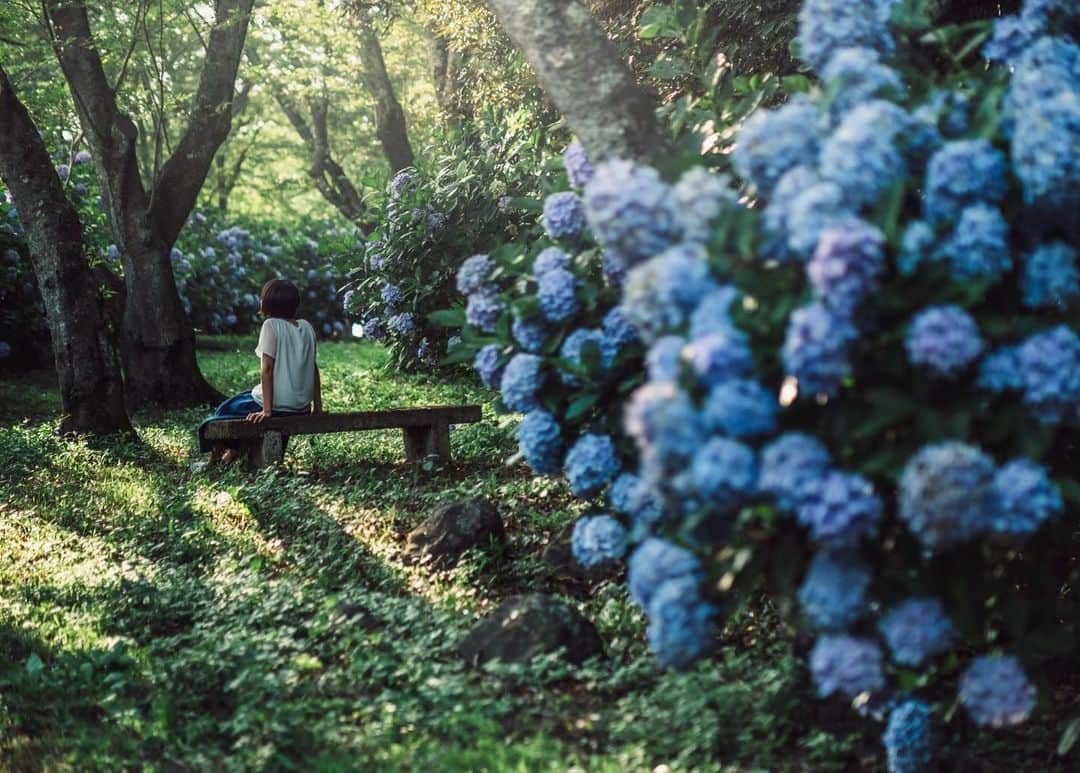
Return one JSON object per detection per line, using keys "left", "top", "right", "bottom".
{"left": 203, "top": 405, "right": 482, "bottom": 469}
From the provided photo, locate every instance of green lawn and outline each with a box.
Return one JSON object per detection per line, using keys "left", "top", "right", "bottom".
{"left": 0, "top": 339, "right": 1064, "bottom": 770}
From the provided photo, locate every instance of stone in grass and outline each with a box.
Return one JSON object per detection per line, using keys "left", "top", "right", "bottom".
{"left": 541, "top": 522, "right": 622, "bottom": 587}
{"left": 459, "top": 593, "right": 605, "bottom": 666}
{"left": 403, "top": 497, "right": 506, "bottom": 568}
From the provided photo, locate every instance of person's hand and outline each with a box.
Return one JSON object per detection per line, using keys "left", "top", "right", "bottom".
{"left": 246, "top": 409, "right": 272, "bottom": 423}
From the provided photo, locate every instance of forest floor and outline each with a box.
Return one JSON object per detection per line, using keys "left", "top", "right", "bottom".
{"left": 0, "top": 338, "right": 1068, "bottom": 771}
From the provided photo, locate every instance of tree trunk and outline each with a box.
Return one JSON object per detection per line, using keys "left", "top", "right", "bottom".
{"left": 356, "top": 23, "right": 415, "bottom": 172}
{"left": 420, "top": 25, "right": 470, "bottom": 123}
{"left": 486, "top": 0, "right": 667, "bottom": 164}
{"left": 0, "top": 66, "right": 132, "bottom": 437}
{"left": 47, "top": 0, "right": 253, "bottom": 409}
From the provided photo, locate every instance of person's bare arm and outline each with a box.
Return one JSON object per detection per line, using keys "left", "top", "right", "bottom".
{"left": 247, "top": 354, "right": 275, "bottom": 422}
{"left": 312, "top": 364, "right": 323, "bottom": 414}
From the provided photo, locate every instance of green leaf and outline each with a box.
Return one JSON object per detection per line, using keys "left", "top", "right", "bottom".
{"left": 427, "top": 308, "right": 466, "bottom": 328}
{"left": 564, "top": 393, "right": 598, "bottom": 422}
{"left": 638, "top": 22, "right": 662, "bottom": 40}
{"left": 25, "top": 652, "right": 44, "bottom": 677}
{"left": 1059, "top": 718, "right": 1080, "bottom": 757}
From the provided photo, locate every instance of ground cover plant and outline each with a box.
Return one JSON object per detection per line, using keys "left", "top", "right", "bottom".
{"left": 0, "top": 338, "right": 1071, "bottom": 770}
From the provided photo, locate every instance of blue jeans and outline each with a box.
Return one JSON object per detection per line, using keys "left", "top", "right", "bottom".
{"left": 197, "top": 391, "right": 310, "bottom": 453}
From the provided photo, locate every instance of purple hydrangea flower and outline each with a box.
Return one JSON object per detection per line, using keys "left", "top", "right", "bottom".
{"left": 474, "top": 344, "right": 504, "bottom": 389}
{"left": 732, "top": 98, "right": 821, "bottom": 197}
{"left": 759, "top": 432, "right": 833, "bottom": 512}
{"left": 537, "top": 267, "right": 579, "bottom": 322}
{"left": 584, "top": 160, "right": 680, "bottom": 266}
{"left": 796, "top": 471, "right": 882, "bottom": 548}
{"left": 564, "top": 433, "right": 620, "bottom": 498}
{"left": 73, "top": 150, "right": 92, "bottom": 164}
{"left": 702, "top": 379, "right": 777, "bottom": 438}
{"left": 534, "top": 246, "right": 571, "bottom": 276}
{"left": 989, "top": 459, "right": 1063, "bottom": 543}
{"left": 387, "top": 312, "right": 415, "bottom": 336}
{"left": 1021, "top": 242, "right": 1080, "bottom": 310}
{"left": 1017, "top": 325, "right": 1080, "bottom": 424}
{"left": 883, "top": 700, "right": 935, "bottom": 773}
{"left": 959, "top": 656, "right": 1036, "bottom": 727}
{"left": 797, "top": 551, "right": 871, "bottom": 632}
{"left": 500, "top": 353, "right": 545, "bottom": 413}
{"left": 563, "top": 140, "right": 595, "bottom": 190}
{"left": 807, "top": 222, "right": 886, "bottom": 317}
{"left": 571, "top": 514, "right": 628, "bottom": 567}
{"left": 878, "top": 598, "right": 955, "bottom": 666}
{"left": 467, "top": 289, "right": 505, "bottom": 334}
{"left": 782, "top": 303, "right": 857, "bottom": 398}
{"left": 517, "top": 409, "right": 563, "bottom": 474}
{"left": 362, "top": 316, "right": 385, "bottom": 341}
{"left": 898, "top": 442, "right": 996, "bottom": 551}
{"left": 380, "top": 282, "right": 405, "bottom": 311}
{"left": 809, "top": 635, "right": 886, "bottom": 699}
{"left": 627, "top": 537, "right": 702, "bottom": 609}
{"left": 646, "top": 576, "right": 717, "bottom": 669}
{"left": 905, "top": 305, "right": 984, "bottom": 377}
{"left": 457, "top": 253, "right": 494, "bottom": 294}
{"left": 542, "top": 191, "right": 586, "bottom": 239}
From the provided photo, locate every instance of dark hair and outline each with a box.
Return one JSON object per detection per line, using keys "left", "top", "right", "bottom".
{"left": 260, "top": 279, "right": 300, "bottom": 319}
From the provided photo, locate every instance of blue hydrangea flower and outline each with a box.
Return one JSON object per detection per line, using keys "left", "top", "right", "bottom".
{"left": 821, "top": 47, "right": 904, "bottom": 123}
{"left": 646, "top": 576, "right": 717, "bottom": 669}
{"left": 977, "top": 346, "right": 1023, "bottom": 392}
{"left": 571, "top": 514, "right": 628, "bottom": 567}
{"left": 600, "top": 306, "right": 639, "bottom": 361}
{"left": 905, "top": 306, "right": 984, "bottom": 377}
{"left": 362, "top": 316, "right": 385, "bottom": 341}
{"left": 467, "top": 289, "right": 505, "bottom": 333}
{"left": 0, "top": 342, "right": 11, "bottom": 359}
{"left": 984, "top": 15, "right": 1038, "bottom": 64}
{"left": 225, "top": 313, "right": 238, "bottom": 327}
{"left": 645, "top": 335, "right": 686, "bottom": 382}
{"left": 537, "top": 267, "right": 579, "bottom": 322}
{"left": 1018, "top": 325, "right": 1080, "bottom": 424}
{"left": 934, "top": 204, "right": 1012, "bottom": 281}
{"left": 1021, "top": 242, "right": 1079, "bottom": 310}
{"left": 1021, "top": 0, "right": 1080, "bottom": 36}
{"left": 602, "top": 251, "right": 629, "bottom": 287}
{"left": 897, "top": 220, "right": 936, "bottom": 276}
{"left": 688, "top": 286, "right": 739, "bottom": 339}
{"left": 74, "top": 149, "right": 92, "bottom": 164}
{"left": 457, "top": 253, "right": 494, "bottom": 294}
{"left": 622, "top": 243, "right": 718, "bottom": 341}
{"left": 959, "top": 655, "right": 1036, "bottom": 727}
{"left": 809, "top": 634, "right": 886, "bottom": 699}
{"left": 989, "top": 459, "right": 1063, "bottom": 543}
{"left": 500, "top": 353, "right": 545, "bottom": 413}
{"left": 387, "top": 312, "right": 415, "bottom": 336}
{"left": 797, "top": 0, "right": 898, "bottom": 71}
{"left": 702, "top": 379, "right": 777, "bottom": 439}
{"left": 898, "top": 442, "right": 997, "bottom": 551}
{"left": 782, "top": 303, "right": 857, "bottom": 398}
{"left": 380, "top": 282, "right": 405, "bottom": 310}
{"left": 608, "top": 473, "right": 664, "bottom": 525}
{"left": 682, "top": 437, "right": 757, "bottom": 512}
{"left": 797, "top": 551, "right": 871, "bottom": 632}
{"left": 584, "top": 160, "right": 680, "bottom": 266}
{"left": 390, "top": 169, "right": 415, "bottom": 198}
{"left": 517, "top": 409, "right": 563, "bottom": 474}
{"left": 672, "top": 167, "right": 736, "bottom": 242}
{"left": 732, "top": 98, "right": 821, "bottom": 197}
{"left": 625, "top": 382, "right": 704, "bottom": 478}
{"left": 682, "top": 328, "right": 754, "bottom": 390}
{"left": 512, "top": 316, "right": 548, "bottom": 353}
{"left": 807, "top": 222, "right": 886, "bottom": 317}
{"left": 819, "top": 101, "right": 909, "bottom": 208}
{"left": 534, "top": 246, "right": 571, "bottom": 276}
{"left": 762, "top": 166, "right": 820, "bottom": 258}
{"left": 759, "top": 432, "right": 832, "bottom": 512}
{"left": 563, "top": 140, "right": 595, "bottom": 190}
{"left": 474, "top": 344, "right": 504, "bottom": 389}
{"left": 785, "top": 183, "right": 859, "bottom": 259}
{"left": 342, "top": 290, "right": 355, "bottom": 313}
{"left": 883, "top": 700, "right": 935, "bottom": 773}
{"left": 879, "top": 598, "right": 955, "bottom": 666}
{"left": 627, "top": 537, "right": 703, "bottom": 610}
{"left": 559, "top": 328, "right": 606, "bottom": 386}
{"left": 924, "top": 140, "right": 1008, "bottom": 225}
{"left": 543, "top": 192, "right": 586, "bottom": 239}
{"left": 796, "top": 471, "right": 882, "bottom": 548}
{"left": 565, "top": 433, "right": 620, "bottom": 498}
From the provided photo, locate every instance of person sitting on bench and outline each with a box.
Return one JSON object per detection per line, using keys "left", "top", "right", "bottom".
{"left": 198, "top": 278, "right": 323, "bottom": 466}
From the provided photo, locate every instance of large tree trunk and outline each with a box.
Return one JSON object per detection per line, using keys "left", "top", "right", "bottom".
{"left": 356, "top": 23, "right": 415, "bottom": 173}
{"left": 0, "top": 66, "right": 132, "bottom": 437}
{"left": 420, "top": 25, "right": 470, "bottom": 124}
{"left": 486, "top": 0, "right": 667, "bottom": 164}
{"left": 47, "top": 0, "right": 254, "bottom": 409}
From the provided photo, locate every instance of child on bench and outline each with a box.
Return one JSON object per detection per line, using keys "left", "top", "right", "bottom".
{"left": 198, "top": 278, "right": 323, "bottom": 466}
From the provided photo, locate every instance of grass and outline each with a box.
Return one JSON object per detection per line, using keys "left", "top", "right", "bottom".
{"left": 0, "top": 338, "right": 1071, "bottom": 771}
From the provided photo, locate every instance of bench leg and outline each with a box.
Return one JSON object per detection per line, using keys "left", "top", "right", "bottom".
{"left": 246, "top": 431, "right": 285, "bottom": 470}
{"left": 402, "top": 422, "right": 450, "bottom": 464}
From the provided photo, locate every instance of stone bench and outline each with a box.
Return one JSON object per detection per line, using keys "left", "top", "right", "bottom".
{"left": 202, "top": 405, "right": 482, "bottom": 469}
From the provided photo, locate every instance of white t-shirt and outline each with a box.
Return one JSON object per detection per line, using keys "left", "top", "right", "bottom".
{"left": 251, "top": 318, "right": 317, "bottom": 412}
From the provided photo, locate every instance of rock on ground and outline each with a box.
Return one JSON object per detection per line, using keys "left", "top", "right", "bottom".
{"left": 403, "top": 497, "right": 506, "bottom": 568}
{"left": 459, "top": 593, "right": 605, "bottom": 666}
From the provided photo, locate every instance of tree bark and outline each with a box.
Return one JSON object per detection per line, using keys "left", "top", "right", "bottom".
{"left": 486, "top": 0, "right": 667, "bottom": 164}
{"left": 356, "top": 22, "right": 415, "bottom": 172}
{"left": 0, "top": 66, "right": 132, "bottom": 437}
{"left": 420, "top": 25, "right": 470, "bottom": 123}
{"left": 47, "top": 0, "right": 253, "bottom": 409}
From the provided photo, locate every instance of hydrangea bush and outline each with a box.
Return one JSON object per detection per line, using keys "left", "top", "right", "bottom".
{"left": 467, "top": 1, "right": 1080, "bottom": 768}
